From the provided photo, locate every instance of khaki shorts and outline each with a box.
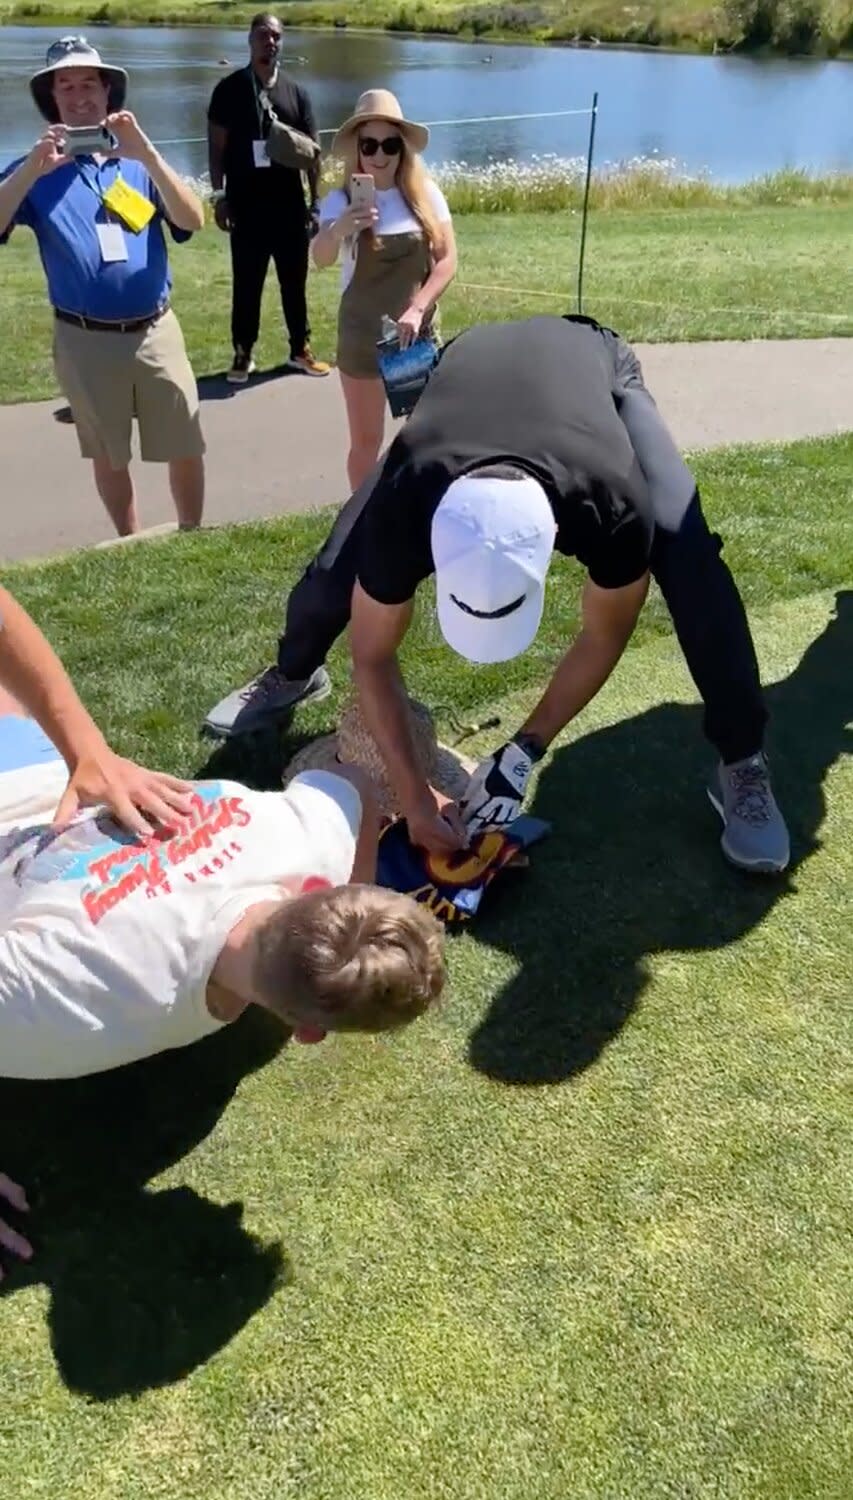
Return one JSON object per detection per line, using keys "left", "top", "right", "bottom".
{"left": 53, "top": 309, "right": 205, "bottom": 470}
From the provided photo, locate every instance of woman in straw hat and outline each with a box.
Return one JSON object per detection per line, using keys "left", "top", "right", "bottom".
{"left": 312, "top": 89, "right": 457, "bottom": 489}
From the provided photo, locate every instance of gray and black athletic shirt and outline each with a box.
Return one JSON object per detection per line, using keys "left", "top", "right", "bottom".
{"left": 357, "top": 314, "right": 654, "bottom": 605}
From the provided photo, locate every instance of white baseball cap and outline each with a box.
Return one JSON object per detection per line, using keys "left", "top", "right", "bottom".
{"left": 431, "top": 471, "right": 557, "bottom": 664}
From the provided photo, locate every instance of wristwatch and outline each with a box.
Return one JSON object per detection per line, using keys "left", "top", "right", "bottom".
{"left": 513, "top": 732, "right": 546, "bottom": 763}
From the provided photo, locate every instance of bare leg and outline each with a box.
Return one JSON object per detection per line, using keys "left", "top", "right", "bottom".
{"left": 340, "top": 373, "right": 387, "bottom": 492}
{"left": 168, "top": 455, "right": 205, "bottom": 530}
{"left": 91, "top": 457, "right": 139, "bottom": 537}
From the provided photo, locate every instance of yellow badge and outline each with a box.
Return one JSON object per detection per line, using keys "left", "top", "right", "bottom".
{"left": 101, "top": 177, "right": 156, "bottom": 234}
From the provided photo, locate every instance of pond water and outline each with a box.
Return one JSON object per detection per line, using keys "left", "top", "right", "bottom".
{"left": 1, "top": 24, "right": 851, "bottom": 181}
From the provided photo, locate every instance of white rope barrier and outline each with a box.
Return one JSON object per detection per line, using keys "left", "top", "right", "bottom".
{"left": 355, "top": 107, "right": 594, "bottom": 133}
{"left": 150, "top": 105, "right": 594, "bottom": 150}
{"left": 456, "top": 280, "right": 851, "bottom": 325}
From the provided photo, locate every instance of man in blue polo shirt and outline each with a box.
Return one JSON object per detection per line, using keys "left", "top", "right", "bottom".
{"left": 0, "top": 36, "right": 207, "bottom": 538}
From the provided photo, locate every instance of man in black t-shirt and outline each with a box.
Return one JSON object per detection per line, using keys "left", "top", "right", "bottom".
{"left": 207, "top": 12, "right": 328, "bottom": 381}
{"left": 205, "top": 315, "right": 789, "bottom": 875}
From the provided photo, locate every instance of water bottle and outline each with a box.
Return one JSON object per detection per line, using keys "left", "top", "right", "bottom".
{"left": 377, "top": 313, "right": 399, "bottom": 358}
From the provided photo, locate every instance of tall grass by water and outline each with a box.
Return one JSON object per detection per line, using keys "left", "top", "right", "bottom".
{"left": 187, "top": 158, "right": 853, "bottom": 216}
{"left": 184, "top": 159, "right": 853, "bottom": 220}
{"left": 424, "top": 160, "right": 853, "bottom": 214}
{"left": 185, "top": 159, "right": 852, "bottom": 216}
{"left": 5, "top": 1, "right": 852, "bottom": 58}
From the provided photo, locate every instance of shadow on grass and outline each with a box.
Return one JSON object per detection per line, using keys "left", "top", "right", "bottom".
{"left": 193, "top": 718, "right": 324, "bottom": 789}
{"left": 0, "top": 1009, "right": 290, "bottom": 1400}
{"left": 468, "top": 590, "right": 853, "bottom": 1086}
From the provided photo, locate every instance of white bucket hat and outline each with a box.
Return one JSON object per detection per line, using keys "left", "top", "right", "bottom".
{"left": 431, "top": 471, "right": 558, "bottom": 665}
{"left": 30, "top": 36, "right": 128, "bottom": 123}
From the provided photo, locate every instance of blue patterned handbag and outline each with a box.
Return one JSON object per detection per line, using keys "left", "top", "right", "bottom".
{"left": 376, "top": 330, "right": 441, "bottom": 418}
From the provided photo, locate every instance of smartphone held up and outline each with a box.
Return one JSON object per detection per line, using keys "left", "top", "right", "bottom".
{"left": 60, "top": 124, "right": 118, "bottom": 157}
{"left": 349, "top": 173, "right": 376, "bottom": 213}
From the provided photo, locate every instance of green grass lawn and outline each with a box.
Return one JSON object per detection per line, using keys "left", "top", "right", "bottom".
{"left": 2, "top": 200, "right": 852, "bottom": 402}
{"left": 0, "top": 433, "right": 851, "bottom": 1496}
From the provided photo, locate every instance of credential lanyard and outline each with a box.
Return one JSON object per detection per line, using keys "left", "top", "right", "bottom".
{"left": 249, "top": 63, "right": 278, "bottom": 137}
{"left": 75, "top": 157, "right": 114, "bottom": 213}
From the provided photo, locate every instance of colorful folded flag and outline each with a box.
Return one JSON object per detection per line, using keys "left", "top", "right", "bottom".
{"left": 376, "top": 814, "right": 552, "bottom": 925}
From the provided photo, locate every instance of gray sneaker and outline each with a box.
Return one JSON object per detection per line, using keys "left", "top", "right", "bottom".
{"left": 203, "top": 664, "right": 331, "bottom": 739}
{"left": 707, "top": 752, "right": 790, "bottom": 873}
{"left": 226, "top": 349, "right": 256, "bottom": 385}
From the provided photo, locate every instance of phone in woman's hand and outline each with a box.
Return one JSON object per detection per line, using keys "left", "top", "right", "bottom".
{"left": 349, "top": 173, "right": 376, "bottom": 212}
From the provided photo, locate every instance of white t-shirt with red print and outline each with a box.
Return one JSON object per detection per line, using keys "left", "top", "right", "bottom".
{"left": 0, "top": 770, "right": 361, "bottom": 1080}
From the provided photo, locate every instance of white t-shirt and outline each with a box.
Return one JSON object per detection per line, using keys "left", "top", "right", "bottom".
{"left": 0, "top": 770, "right": 361, "bottom": 1081}
{"left": 318, "top": 180, "right": 452, "bottom": 292}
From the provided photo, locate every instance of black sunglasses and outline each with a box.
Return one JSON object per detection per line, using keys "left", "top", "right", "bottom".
{"left": 359, "top": 134, "right": 403, "bottom": 158}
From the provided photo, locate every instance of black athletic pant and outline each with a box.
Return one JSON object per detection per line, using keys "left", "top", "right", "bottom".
{"left": 648, "top": 496, "right": 767, "bottom": 762}
{"left": 229, "top": 210, "right": 310, "bottom": 357}
{"left": 276, "top": 471, "right": 768, "bottom": 767}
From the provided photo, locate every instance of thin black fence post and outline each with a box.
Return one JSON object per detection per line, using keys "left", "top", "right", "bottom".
{"left": 577, "top": 91, "right": 599, "bottom": 314}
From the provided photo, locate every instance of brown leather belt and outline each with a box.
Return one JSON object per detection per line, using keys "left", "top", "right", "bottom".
{"left": 54, "top": 304, "right": 169, "bottom": 334}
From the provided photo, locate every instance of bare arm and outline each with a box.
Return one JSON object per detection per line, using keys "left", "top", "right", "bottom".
{"left": 306, "top": 158, "right": 321, "bottom": 208}
{"left": 207, "top": 120, "right": 227, "bottom": 193}
{"left": 311, "top": 202, "right": 376, "bottom": 270}
{"left": 395, "top": 218, "right": 457, "bottom": 347}
{"left": 141, "top": 146, "right": 205, "bottom": 232}
{"left": 0, "top": 129, "right": 65, "bottom": 237}
{"left": 107, "top": 111, "right": 205, "bottom": 232}
{"left": 350, "top": 585, "right": 424, "bottom": 812}
{"left": 413, "top": 218, "right": 458, "bottom": 316}
{"left": 350, "top": 584, "right": 466, "bottom": 852}
{"left": 0, "top": 585, "right": 191, "bottom": 834}
{"left": 518, "top": 574, "right": 649, "bottom": 748}
{"left": 207, "top": 121, "right": 233, "bottom": 231}
{"left": 298, "top": 89, "right": 321, "bottom": 209}
{"left": 0, "top": 156, "right": 39, "bottom": 239}
{"left": 0, "top": 585, "right": 122, "bottom": 770}
{"left": 311, "top": 216, "right": 343, "bottom": 269}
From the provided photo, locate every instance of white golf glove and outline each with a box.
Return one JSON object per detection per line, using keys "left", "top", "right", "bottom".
{"left": 460, "top": 738, "right": 538, "bottom": 835}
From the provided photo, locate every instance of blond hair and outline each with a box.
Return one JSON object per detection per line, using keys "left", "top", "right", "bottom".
{"left": 254, "top": 884, "right": 446, "bottom": 1034}
{"left": 339, "top": 132, "right": 444, "bottom": 256}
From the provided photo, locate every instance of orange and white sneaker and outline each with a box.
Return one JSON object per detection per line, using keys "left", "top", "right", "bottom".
{"left": 288, "top": 348, "right": 330, "bottom": 377}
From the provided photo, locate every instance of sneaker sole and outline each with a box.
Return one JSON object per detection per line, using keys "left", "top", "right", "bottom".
{"left": 201, "top": 670, "right": 332, "bottom": 741}
{"left": 226, "top": 370, "right": 253, "bottom": 385}
{"left": 706, "top": 785, "right": 789, "bottom": 874}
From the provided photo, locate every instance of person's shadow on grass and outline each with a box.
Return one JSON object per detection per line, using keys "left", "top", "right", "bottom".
{"left": 468, "top": 590, "right": 853, "bottom": 1086}
{"left": 0, "top": 1009, "right": 291, "bottom": 1400}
